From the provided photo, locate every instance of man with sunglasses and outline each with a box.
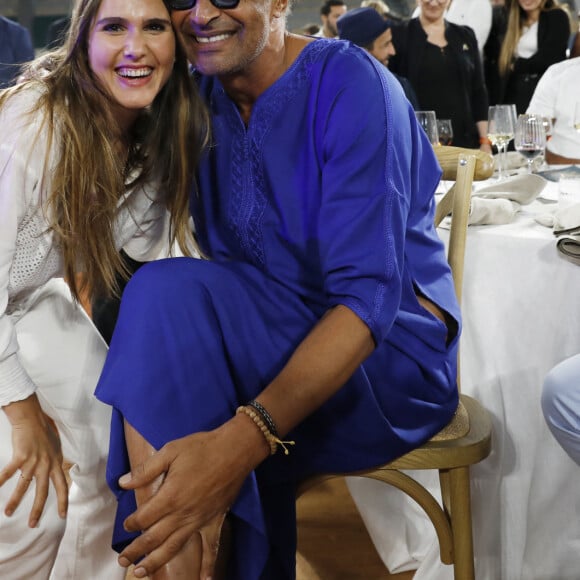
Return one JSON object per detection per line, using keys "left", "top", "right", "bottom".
{"left": 95, "top": 0, "right": 462, "bottom": 578}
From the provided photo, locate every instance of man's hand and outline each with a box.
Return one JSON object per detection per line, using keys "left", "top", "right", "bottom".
{"left": 117, "top": 415, "right": 269, "bottom": 578}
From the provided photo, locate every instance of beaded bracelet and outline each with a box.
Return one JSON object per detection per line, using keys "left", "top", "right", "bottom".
{"left": 247, "top": 399, "right": 279, "bottom": 438}
{"left": 236, "top": 405, "right": 295, "bottom": 456}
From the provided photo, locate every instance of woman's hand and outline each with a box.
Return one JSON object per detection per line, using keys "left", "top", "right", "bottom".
{"left": 117, "top": 414, "right": 269, "bottom": 579}
{"left": 0, "top": 395, "right": 68, "bottom": 527}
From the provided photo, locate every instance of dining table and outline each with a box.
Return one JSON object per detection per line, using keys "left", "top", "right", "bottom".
{"left": 347, "top": 171, "right": 580, "bottom": 580}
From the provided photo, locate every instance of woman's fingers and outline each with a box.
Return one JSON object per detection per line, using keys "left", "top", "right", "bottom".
{"left": 51, "top": 466, "right": 69, "bottom": 518}
{"left": 29, "top": 472, "right": 49, "bottom": 527}
{"left": 4, "top": 470, "right": 34, "bottom": 517}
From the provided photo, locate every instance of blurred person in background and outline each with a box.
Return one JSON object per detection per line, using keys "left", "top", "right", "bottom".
{"left": 411, "top": 0, "right": 493, "bottom": 56}
{"left": 338, "top": 7, "right": 420, "bottom": 107}
{"left": 390, "top": 0, "right": 491, "bottom": 150}
{"left": 315, "top": 0, "right": 348, "bottom": 37}
{"left": 484, "top": 0, "right": 570, "bottom": 113}
{"left": 526, "top": 56, "right": 580, "bottom": 164}
{"left": 0, "top": 15, "right": 34, "bottom": 89}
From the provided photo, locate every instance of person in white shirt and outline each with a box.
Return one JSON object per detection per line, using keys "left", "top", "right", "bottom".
{"left": 527, "top": 56, "right": 580, "bottom": 164}
{"left": 446, "top": 0, "right": 492, "bottom": 55}
{"left": 0, "top": 0, "right": 208, "bottom": 577}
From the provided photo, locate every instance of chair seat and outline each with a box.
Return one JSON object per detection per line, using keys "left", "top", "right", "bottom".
{"left": 381, "top": 395, "right": 492, "bottom": 470}
{"left": 431, "top": 398, "right": 470, "bottom": 441}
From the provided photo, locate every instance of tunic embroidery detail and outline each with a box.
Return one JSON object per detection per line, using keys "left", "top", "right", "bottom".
{"left": 225, "top": 41, "right": 329, "bottom": 268}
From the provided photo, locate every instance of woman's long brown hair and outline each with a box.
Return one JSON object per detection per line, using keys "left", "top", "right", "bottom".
{"left": 0, "top": 0, "right": 210, "bottom": 301}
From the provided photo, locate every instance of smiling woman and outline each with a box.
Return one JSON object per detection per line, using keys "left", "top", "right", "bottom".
{"left": 88, "top": 0, "right": 176, "bottom": 130}
{"left": 0, "top": 0, "right": 209, "bottom": 578}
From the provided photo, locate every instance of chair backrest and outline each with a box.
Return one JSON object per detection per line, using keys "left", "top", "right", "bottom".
{"left": 431, "top": 146, "right": 493, "bottom": 393}
{"left": 433, "top": 146, "right": 493, "bottom": 304}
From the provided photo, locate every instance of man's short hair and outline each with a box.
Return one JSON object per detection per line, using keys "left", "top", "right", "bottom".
{"left": 321, "top": 0, "right": 347, "bottom": 16}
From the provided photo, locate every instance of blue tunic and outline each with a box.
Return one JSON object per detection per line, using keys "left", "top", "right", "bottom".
{"left": 95, "top": 39, "right": 460, "bottom": 579}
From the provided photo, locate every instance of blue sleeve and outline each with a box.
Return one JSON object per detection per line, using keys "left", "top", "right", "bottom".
{"left": 313, "top": 48, "right": 442, "bottom": 343}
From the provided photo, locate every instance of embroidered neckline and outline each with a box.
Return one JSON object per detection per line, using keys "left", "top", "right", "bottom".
{"left": 216, "top": 40, "right": 333, "bottom": 268}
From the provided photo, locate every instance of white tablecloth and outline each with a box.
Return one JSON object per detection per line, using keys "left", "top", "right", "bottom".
{"left": 348, "top": 190, "right": 580, "bottom": 580}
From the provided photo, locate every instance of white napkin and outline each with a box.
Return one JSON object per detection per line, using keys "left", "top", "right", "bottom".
{"left": 533, "top": 201, "right": 580, "bottom": 264}
{"left": 469, "top": 198, "right": 521, "bottom": 226}
{"left": 473, "top": 173, "right": 547, "bottom": 205}
{"left": 535, "top": 201, "right": 580, "bottom": 231}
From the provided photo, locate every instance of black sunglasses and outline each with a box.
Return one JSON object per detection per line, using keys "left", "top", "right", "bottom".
{"left": 167, "top": 0, "right": 240, "bottom": 9}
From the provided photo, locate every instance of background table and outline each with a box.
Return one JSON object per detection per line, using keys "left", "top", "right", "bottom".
{"left": 347, "top": 192, "right": 580, "bottom": 580}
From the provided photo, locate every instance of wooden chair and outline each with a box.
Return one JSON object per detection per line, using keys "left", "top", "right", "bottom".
{"left": 297, "top": 146, "right": 495, "bottom": 580}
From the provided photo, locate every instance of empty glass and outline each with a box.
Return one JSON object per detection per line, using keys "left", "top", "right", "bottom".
{"left": 514, "top": 114, "right": 546, "bottom": 173}
{"left": 437, "top": 119, "right": 453, "bottom": 146}
{"left": 415, "top": 111, "right": 439, "bottom": 146}
{"left": 488, "top": 104, "right": 517, "bottom": 180}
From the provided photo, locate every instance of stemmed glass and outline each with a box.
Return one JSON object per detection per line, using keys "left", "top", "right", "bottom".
{"left": 488, "top": 104, "right": 517, "bottom": 180}
{"left": 415, "top": 111, "right": 439, "bottom": 146}
{"left": 514, "top": 114, "right": 546, "bottom": 174}
{"left": 437, "top": 119, "right": 454, "bottom": 146}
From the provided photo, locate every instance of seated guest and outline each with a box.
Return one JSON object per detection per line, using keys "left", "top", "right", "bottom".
{"left": 526, "top": 56, "right": 580, "bottom": 164}
{"left": 93, "top": 0, "right": 462, "bottom": 578}
{"left": 338, "top": 7, "right": 420, "bottom": 108}
{"left": 542, "top": 355, "right": 580, "bottom": 465}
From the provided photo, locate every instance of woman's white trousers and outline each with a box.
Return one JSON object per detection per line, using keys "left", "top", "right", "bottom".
{"left": 0, "top": 279, "right": 124, "bottom": 579}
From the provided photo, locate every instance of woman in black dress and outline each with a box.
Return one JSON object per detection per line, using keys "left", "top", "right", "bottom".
{"left": 390, "top": 0, "right": 491, "bottom": 150}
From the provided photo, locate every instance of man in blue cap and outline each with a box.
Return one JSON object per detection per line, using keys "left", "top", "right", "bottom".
{"left": 338, "top": 6, "right": 419, "bottom": 109}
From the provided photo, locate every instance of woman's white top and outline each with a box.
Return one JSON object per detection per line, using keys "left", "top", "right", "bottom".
{"left": 0, "top": 87, "right": 171, "bottom": 407}
{"left": 516, "top": 22, "right": 539, "bottom": 59}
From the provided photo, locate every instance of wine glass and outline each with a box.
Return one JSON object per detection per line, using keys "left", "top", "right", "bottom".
{"left": 437, "top": 119, "right": 453, "bottom": 146}
{"left": 488, "top": 105, "right": 517, "bottom": 180}
{"left": 415, "top": 111, "right": 439, "bottom": 146}
{"left": 514, "top": 114, "right": 546, "bottom": 174}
